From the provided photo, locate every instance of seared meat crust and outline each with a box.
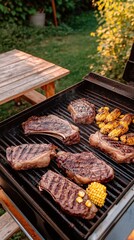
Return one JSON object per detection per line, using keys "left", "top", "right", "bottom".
{"left": 89, "top": 131, "right": 134, "bottom": 163}
{"left": 6, "top": 143, "right": 57, "bottom": 170}
{"left": 39, "top": 170, "right": 98, "bottom": 219}
{"left": 56, "top": 151, "right": 114, "bottom": 184}
{"left": 22, "top": 115, "right": 80, "bottom": 145}
{"left": 68, "top": 98, "right": 95, "bottom": 124}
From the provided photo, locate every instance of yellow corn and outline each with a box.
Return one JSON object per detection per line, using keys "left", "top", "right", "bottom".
{"left": 85, "top": 200, "right": 92, "bottom": 208}
{"left": 98, "top": 122, "right": 106, "bottom": 129}
{"left": 105, "top": 108, "right": 121, "bottom": 122}
{"left": 120, "top": 133, "right": 134, "bottom": 145}
{"left": 95, "top": 107, "right": 110, "bottom": 122}
{"left": 76, "top": 196, "right": 83, "bottom": 203}
{"left": 78, "top": 190, "right": 85, "bottom": 198}
{"left": 86, "top": 182, "right": 107, "bottom": 207}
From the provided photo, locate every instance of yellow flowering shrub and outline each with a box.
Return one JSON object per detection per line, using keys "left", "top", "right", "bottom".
{"left": 90, "top": 0, "right": 134, "bottom": 81}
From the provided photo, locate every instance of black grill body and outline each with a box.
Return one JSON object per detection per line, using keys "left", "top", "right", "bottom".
{"left": 0, "top": 73, "right": 134, "bottom": 240}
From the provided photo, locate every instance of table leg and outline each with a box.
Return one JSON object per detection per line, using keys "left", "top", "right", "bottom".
{"left": 14, "top": 97, "right": 22, "bottom": 106}
{"left": 42, "top": 82, "right": 55, "bottom": 98}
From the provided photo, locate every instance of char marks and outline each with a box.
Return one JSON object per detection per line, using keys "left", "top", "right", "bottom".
{"left": 89, "top": 131, "right": 134, "bottom": 163}
{"left": 39, "top": 170, "right": 98, "bottom": 219}
{"left": 6, "top": 143, "right": 57, "bottom": 170}
{"left": 55, "top": 151, "right": 114, "bottom": 184}
{"left": 68, "top": 98, "right": 95, "bottom": 124}
{"left": 22, "top": 115, "right": 80, "bottom": 145}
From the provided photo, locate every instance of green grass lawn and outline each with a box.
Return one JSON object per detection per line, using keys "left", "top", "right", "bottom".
{"left": 0, "top": 11, "right": 98, "bottom": 121}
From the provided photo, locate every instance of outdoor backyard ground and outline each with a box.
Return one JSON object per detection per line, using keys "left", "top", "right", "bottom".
{"left": 0, "top": 11, "right": 98, "bottom": 121}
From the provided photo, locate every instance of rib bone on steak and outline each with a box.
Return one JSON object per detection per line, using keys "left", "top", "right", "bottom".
{"left": 89, "top": 131, "right": 134, "bottom": 163}
{"left": 6, "top": 143, "right": 57, "bottom": 170}
{"left": 39, "top": 170, "right": 98, "bottom": 219}
{"left": 55, "top": 151, "right": 114, "bottom": 184}
{"left": 68, "top": 98, "right": 96, "bottom": 124}
{"left": 22, "top": 115, "right": 80, "bottom": 145}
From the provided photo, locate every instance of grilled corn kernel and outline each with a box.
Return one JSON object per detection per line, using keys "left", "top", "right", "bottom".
{"left": 119, "top": 114, "right": 124, "bottom": 119}
{"left": 98, "top": 122, "right": 106, "bottom": 129}
{"left": 85, "top": 200, "right": 92, "bottom": 208}
{"left": 120, "top": 113, "right": 132, "bottom": 126}
{"left": 105, "top": 108, "right": 121, "bottom": 122}
{"left": 78, "top": 190, "right": 85, "bottom": 198}
{"left": 100, "top": 120, "right": 119, "bottom": 134}
{"left": 108, "top": 125, "right": 129, "bottom": 138}
{"left": 76, "top": 196, "right": 83, "bottom": 203}
{"left": 95, "top": 107, "right": 110, "bottom": 122}
{"left": 98, "top": 106, "right": 109, "bottom": 112}
{"left": 120, "top": 133, "right": 134, "bottom": 145}
{"left": 86, "top": 182, "right": 107, "bottom": 207}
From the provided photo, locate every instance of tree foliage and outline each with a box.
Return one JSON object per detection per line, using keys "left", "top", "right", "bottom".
{"left": 0, "top": 0, "right": 93, "bottom": 25}
{"left": 90, "top": 0, "right": 134, "bottom": 81}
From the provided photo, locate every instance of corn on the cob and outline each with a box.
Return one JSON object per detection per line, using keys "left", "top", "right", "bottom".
{"left": 120, "top": 133, "right": 134, "bottom": 145}
{"left": 100, "top": 120, "right": 119, "bottom": 134}
{"left": 120, "top": 113, "right": 132, "bottom": 125}
{"left": 95, "top": 107, "right": 110, "bottom": 122}
{"left": 97, "top": 122, "right": 106, "bottom": 129}
{"left": 86, "top": 182, "right": 107, "bottom": 207}
{"left": 105, "top": 108, "right": 121, "bottom": 123}
{"left": 108, "top": 125, "right": 129, "bottom": 138}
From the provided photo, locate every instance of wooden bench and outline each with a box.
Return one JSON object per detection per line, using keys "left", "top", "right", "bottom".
{"left": 0, "top": 211, "right": 20, "bottom": 240}
{"left": 23, "top": 89, "right": 46, "bottom": 104}
{"left": 0, "top": 188, "right": 42, "bottom": 240}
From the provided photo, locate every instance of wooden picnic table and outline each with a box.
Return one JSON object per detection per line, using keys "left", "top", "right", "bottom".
{"left": 0, "top": 49, "right": 70, "bottom": 105}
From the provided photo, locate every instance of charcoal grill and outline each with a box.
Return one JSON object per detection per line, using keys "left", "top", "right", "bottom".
{"left": 0, "top": 72, "right": 134, "bottom": 240}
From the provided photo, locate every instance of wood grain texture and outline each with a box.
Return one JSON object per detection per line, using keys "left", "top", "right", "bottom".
{"left": 23, "top": 90, "right": 46, "bottom": 104}
{"left": 0, "top": 49, "right": 70, "bottom": 104}
{"left": 0, "top": 212, "right": 20, "bottom": 240}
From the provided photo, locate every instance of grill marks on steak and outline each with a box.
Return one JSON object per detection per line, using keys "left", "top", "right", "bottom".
{"left": 6, "top": 143, "right": 57, "bottom": 170}
{"left": 22, "top": 115, "right": 80, "bottom": 145}
{"left": 68, "top": 98, "right": 96, "bottom": 124}
{"left": 55, "top": 151, "right": 114, "bottom": 184}
{"left": 89, "top": 131, "right": 134, "bottom": 163}
{"left": 39, "top": 170, "right": 98, "bottom": 219}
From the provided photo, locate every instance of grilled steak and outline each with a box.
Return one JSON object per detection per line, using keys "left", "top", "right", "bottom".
{"left": 55, "top": 151, "right": 114, "bottom": 184}
{"left": 68, "top": 98, "right": 95, "bottom": 124}
{"left": 39, "top": 170, "right": 98, "bottom": 219}
{"left": 22, "top": 115, "right": 80, "bottom": 145}
{"left": 6, "top": 143, "right": 57, "bottom": 170}
{"left": 89, "top": 131, "right": 134, "bottom": 163}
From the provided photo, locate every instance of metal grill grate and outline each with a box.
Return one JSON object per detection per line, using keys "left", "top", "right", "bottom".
{"left": 0, "top": 76, "right": 134, "bottom": 240}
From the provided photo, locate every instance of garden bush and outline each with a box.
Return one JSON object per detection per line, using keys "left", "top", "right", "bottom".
{"left": 0, "top": 0, "right": 93, "bottom": 25}
{"left": 90, "top": 0, "right": 134, "bottom": 82}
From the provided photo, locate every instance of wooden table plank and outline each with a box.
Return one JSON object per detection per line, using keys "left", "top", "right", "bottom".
{"left": 0, "top": 67, "right": 69, "bottom": 104}
{"left": 0, "top": 65, "right": 61, "bottom": 93}
{"left": 0, "top": 49, "right": 70, "bottom": 104}
{"left": 0, "top": 50, "right": 31, "bottom": 68}
{"left": 0, "top": 61, "right": 55, "bottom": 86}
{"left": 0, "top": 49, "right": 20, "bottom": 59}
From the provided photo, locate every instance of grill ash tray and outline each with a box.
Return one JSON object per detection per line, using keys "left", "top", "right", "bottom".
{"left": 0, "top": 76, "right": 134, "bottom": 240}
